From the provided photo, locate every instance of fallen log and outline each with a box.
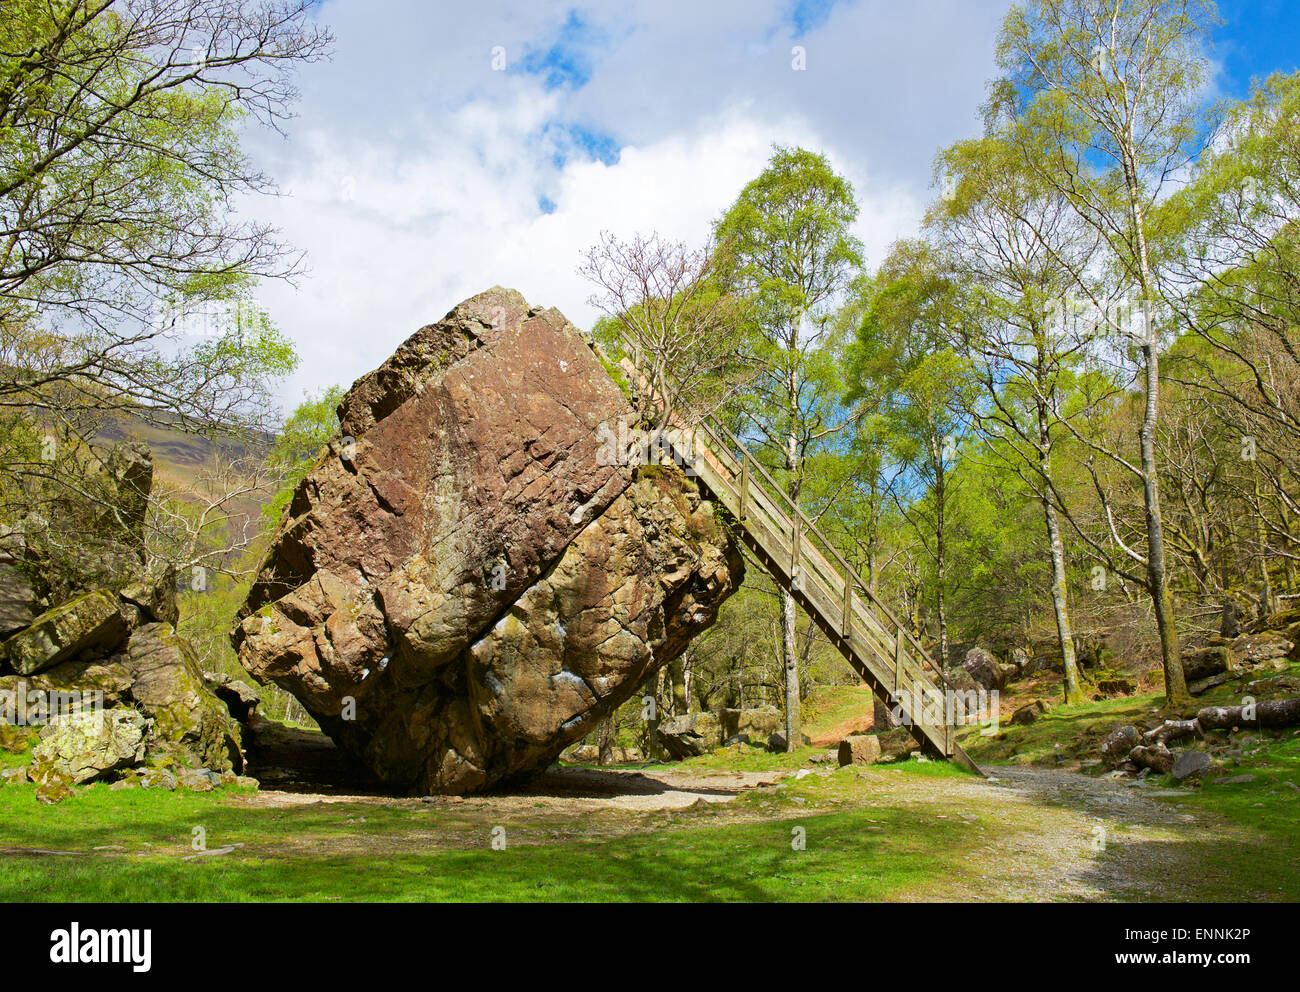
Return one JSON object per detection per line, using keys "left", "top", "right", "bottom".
{"left": 1142, "top": 719, "right": 1202, "bottom": 746}
{"left": 1197, "top": 697, "right": 1300, "bottom": 731}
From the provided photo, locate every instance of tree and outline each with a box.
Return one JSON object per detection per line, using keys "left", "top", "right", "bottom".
{"left": 929, "top": 133, "right": 1096, "bottom": 701}
{"left": 0, "top": 0, "right": 327, "bottom": 590}
{"left": 714, "top": 146, "right": 863, "bottom": 750}
{"left": 0, "top": 0, "right": 330, "bottom": 430}
{"left": 850, "top": 239, "right": 978, "bottom": 667}
{"left": 1160, "top": 72, "right": 1300, "bottom": 612}
{"left": 264, "top": 385, "right": 345, "bottom": 522}
{"left": 989, "top": 0, "right": 1218, "bottom": 704}
{"left": 579, "top": 231, "right": 752, "bottom": 434}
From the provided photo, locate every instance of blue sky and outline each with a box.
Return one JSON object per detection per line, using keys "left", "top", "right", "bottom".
{"left": 244, "top": 0, "right": 1300, "bottom": 411}
{"left": 1215, "top": 0, "right": 1300, "bottom": 94}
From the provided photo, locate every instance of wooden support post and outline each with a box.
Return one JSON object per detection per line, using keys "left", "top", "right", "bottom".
{"left": 738, "top": 454, "right": 749, "bottom": 521}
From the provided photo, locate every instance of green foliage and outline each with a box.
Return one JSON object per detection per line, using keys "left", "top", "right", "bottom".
{"left": 265, "top": 387, "right": 345, "bottom": 523}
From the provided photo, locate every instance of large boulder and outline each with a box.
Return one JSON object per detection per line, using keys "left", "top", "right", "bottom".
{"left": 719, "top": 705, "right": 780, "bottom": 742}
{"left": 29, "top": 709, "right": 149, "bottom": 784}
{"left": 0, "top": 589, "right": 129, "bottom": 676}
{"left": 656, "top": 711, "right": 723, "bottom": 760}
{"left": 125, "top": 623, "right": 242, "bottom": 773}
{"left": 0, "top": 531, "right": 36, "bottom": 638}
{"left": 962, "top": 647, "right": 1003, "bottom": 691}
{"left": 233, "top": 289, "right": 743, "bottom": 794}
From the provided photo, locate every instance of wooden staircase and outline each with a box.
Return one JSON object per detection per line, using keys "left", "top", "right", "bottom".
{"left": 618, "top": 350, "right": 983, "bottom": 775}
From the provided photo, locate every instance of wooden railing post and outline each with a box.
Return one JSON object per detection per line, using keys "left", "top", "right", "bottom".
{"left": 790, "top": 516, "right": 802, "bottom": 587}
{"left": 738, "top": 453, "right": 749, "bottom": 521}
{"left": 841, "top": 577, "right": 853, "bottom": 640}
{"left": 893, "top": 623, "right": 904, "bottom": 695}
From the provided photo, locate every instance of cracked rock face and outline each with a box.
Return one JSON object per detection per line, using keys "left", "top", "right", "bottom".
{"left": 233, "top": 288, "right": 743, "bottom": 794}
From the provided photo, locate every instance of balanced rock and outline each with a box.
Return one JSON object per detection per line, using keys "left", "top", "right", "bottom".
{"left": 233, "top": 288, "right": 743, "bottom": 794}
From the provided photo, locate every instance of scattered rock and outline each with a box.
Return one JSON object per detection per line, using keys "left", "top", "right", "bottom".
{"left": 1230, "top": 632, "right": 1294, "bottom": 666}
{"left": 1214, "top": 774, "right": 1257, "bottom": 785}
{"left": 1248, "top": 676, "right": 1300, "bottom": 696}
{"left": 175, "top": 766, "right": 220, "bottom": 792}
{"left": 1189, "top": 673, "right": 1232, "bottom": 696}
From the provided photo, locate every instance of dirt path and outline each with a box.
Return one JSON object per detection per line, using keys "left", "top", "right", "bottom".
{"left": 221, "top": 761, "right": 1265, "bottom": 900}
{"left": 871, "top": 765, "right": 1262, "bottom": 901}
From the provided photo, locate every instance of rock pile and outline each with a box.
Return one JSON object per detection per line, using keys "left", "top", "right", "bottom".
{"left": 0, "top": 457, "right": 257, "bottom": 803}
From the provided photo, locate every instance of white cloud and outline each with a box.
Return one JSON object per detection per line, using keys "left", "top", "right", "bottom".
{"left": 242, "top": 0, "right": 1012, "bottom": 412}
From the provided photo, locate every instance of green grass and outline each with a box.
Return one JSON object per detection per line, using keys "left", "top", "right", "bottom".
{"left": 0, "top": 767, "right": 978, "bottom": 902}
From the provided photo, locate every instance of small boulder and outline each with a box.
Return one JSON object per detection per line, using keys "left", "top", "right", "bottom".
{"left": 719, "top": 705, "right": 780, "bottom": 742}
{"left": 1171, "top": 750, "right": 1212, "bottom": 781}
{"left": 837, "top": 735, "right": 882, "bottom": 767}
{"left": 1101, "top": 725, "right": 1141, "bottom": 767}
{"left": 1129, "top": 744, "right": 1175, "bottom": 775}
{"left": 1010, "top": 700, "right": 1052, "bottom": 726}
{"left": 1096, "top": 678, "right": 1136, "bottom": 698}
{"left": 1214, "top": 774, "right": 1257, "bottom": 786}
{"left": 767, "top": 730, "right": 812, "bottom": 753}
{"left": 1182, "top": 646, "right": 1235, "bottom": 683}
{"left": 139, "top": 767, "right": 177, "bottom": 791}
{"left": 175, "top": 766, "right": 220, "bottom": 792}
{"left": 963, "top": 647, "right": 1003, "bottom": 691}
{"left": 1219, "top": 599, "right": 1240, "bottom": 639}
